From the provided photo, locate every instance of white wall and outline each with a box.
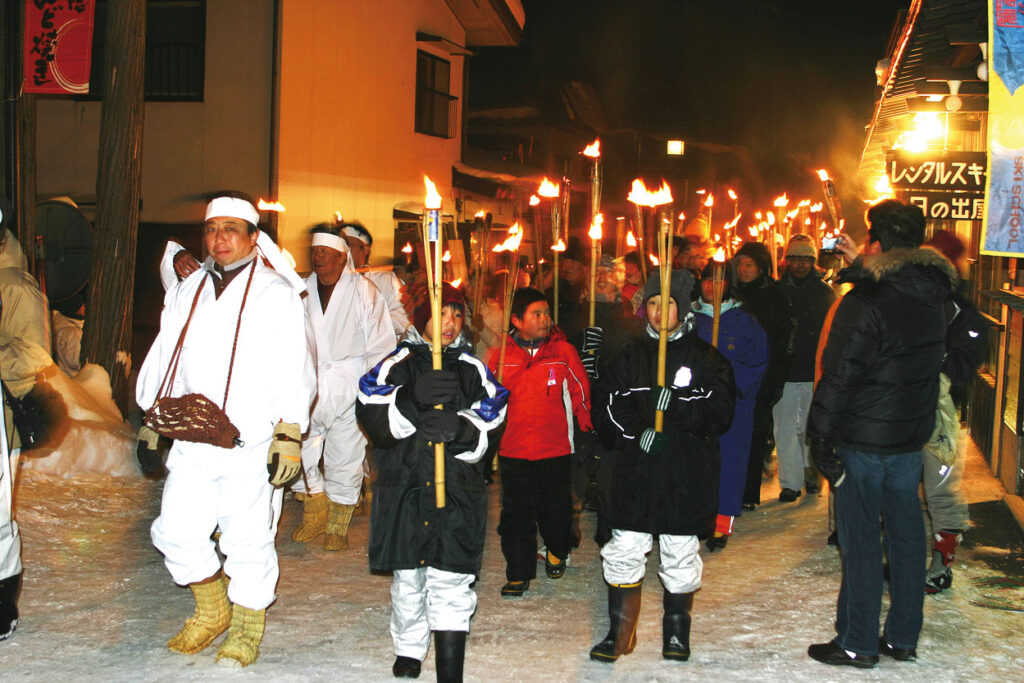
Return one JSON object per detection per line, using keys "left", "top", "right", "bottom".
{"left": 276, "top": 0, "right": 466, "bottom": 270}
{"left": 35, "top": 1, "right": 275, "bottom": 226}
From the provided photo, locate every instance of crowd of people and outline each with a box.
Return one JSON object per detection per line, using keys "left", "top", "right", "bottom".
{"left": 0, "top": 192, "right": 985, "bottom": 679}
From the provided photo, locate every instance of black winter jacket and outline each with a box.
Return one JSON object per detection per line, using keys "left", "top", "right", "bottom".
{"left": 734, "top": 272, "right": 794, "bottom": 403}
{"left": 356, "top": 330, "right": 509, "bottom": 575}
{"left": 598, "top": 323, "right": 735, "bottom": 538}
{"left": 808, "top": 247, "right": 957, "bottom": 454}
{"left": 780, "top": 269, "right": 836, "bottom": 382}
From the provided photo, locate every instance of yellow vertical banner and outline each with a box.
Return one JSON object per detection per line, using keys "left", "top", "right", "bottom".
{"left": 982, "top": 1, "right": 1024, "bottom": 255}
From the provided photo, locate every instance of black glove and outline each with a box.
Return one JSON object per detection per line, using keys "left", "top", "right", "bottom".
{"left": 136, "top": 426, "right": 162, "bottom": 476}
{"left": 420, "top": 408, "right": 462, "bottom": 444}
{"left": 581, "top": 352, "right": 599, "bottom": 379}
{"left": 638, "top": 428, "right": 668, "bottom": 456}
{"left": 810, "top": 439, "right": 845, "bottom": 488}
{"left": 413, "top": 369, "right": 459, "bottom": 406}
{"left": 582, "top": 326, "right": 604, "bottom": 353}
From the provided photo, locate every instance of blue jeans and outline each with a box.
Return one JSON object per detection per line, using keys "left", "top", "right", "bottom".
{"left": 834, "top": 447, "right": 925, "bottom": 655}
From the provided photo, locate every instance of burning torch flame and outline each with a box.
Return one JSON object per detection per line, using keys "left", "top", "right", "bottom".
{"left": 450, "top": 278, "right": 463, "bottom": 288}
{"left": 773, "top": 194, "right": 789, "bottom": 208}
{"left": 678, "top": 211, "right": 686, "bottom": 221}
{"left": 816, "top": 169, "right": 831, "bottom": 182}
{"left": 754, "top": 211, "right": 763, "bottom": 220}
{"left": 714, "top": 233, "right": 722, "bottom": 242}
{"left": 474, "top": 210, "right": 486, "bottom": 219}
{"left": 551, "top": 239, "right": 566, "bottom": 252}
{"left": 401, "top": 242, "right": 413, "bottom": 254}
{"left": 712, "top": 247, "right": 726, "bottom": 263}
{"left": 626, "top": 231, "right": 638, "bottom": 247}
{"left": 491, "top": 223, "right": 523, "bottom": 252}
{"left": 811, "top": 202, "right": 823, "bottom": 212}
{"left": 627, "top": 179, "right": 673, "bottom": 207}
{"left": 334, "top": 211, "right": 343, "bottom": 222}
{"left": 649, "top": 253, "right": 659, "bottom": 266}
{"left": 798, "top": 199, "right": 811, "bottom": 208}
{"left": 588, "top": 213, "right": 604, "bottom": 240}
{"left": 696, "top": 188, "right": 706, "bottom": 195}
{"left": 704, "top": 194, "right": 715, "bottom": 208}
{"left": 727, "top": 189, "right": 737, "bottom": 201}
{"left": 529, "top": 194, "right": 541, "bottom": 206}
{"left": 423, "top": 176, "right": 442, "bottom": 210}
{"left": 258, "top": 199, "right": 285, "bottom": 212}
{"left": 725, "top": 214, "right": 743, "bottom": 230}
{"left": 786, "top": 208, "right": 799, "bottom": 221}
{"left": 767, "top": 213, "right": 776, "bottom": 226}
{"left": 442, "top": 250, "right": 451, "bottom": 263}
{"left": 538, "top": 178, "right": 560, "bottom": 198}
{"left": 583, "top": 139, "right": 601, "bottom": 158}
{"left": 749, "top": 226, "right": 759, "bottom": 238}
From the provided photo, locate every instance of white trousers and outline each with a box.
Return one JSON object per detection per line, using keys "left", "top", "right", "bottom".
{"left": 601, "top": 529, "right": 702, "bottom": 594}
{"left": 773, "top": 381, "right": 813, "bottom": 492}
{"left": 390, "top": 567, "right": 477, "bottom": 660}
{"left": 293, "top": 365, "right": 366, "bottom": 505}
{"left": 151, "top": 440, "right": 283, "bottom": 610}
{"left": 0, "top": 448, "right": 21, "bottom": 580}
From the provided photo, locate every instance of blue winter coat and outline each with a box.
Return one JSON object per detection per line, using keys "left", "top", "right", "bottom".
{"left": 693, "top": 299, "right": 768, "bottom": 517}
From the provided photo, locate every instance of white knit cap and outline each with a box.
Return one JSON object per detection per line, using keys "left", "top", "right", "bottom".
{"left": 205, "top": 196, "right": 260, "bottom": 227}
{"left": 311, "top": 231, "right": 349, "bottom": 253}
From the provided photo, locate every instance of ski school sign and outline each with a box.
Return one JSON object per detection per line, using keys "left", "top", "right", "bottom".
{"left": 23, "top": 0, "right": 96, "bottom": 95}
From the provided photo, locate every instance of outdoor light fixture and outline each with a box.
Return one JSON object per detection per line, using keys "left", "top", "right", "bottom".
{"left": 978, "top": 43, "right": 988, "bottom": 82}
{"left": 666, "top": 140, "right": 685, "bottom": 156}
{"left": 945, "top": 80, "right": 963, "bottom": 113}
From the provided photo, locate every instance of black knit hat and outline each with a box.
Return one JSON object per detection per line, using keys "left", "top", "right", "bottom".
{"left": 643, "top": 267, "right": 695, "bottom": 307}
{"left": 734, "top": 241, "right": 772, "bottom": 277}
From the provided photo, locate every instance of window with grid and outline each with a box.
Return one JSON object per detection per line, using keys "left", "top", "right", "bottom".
{"left": 415, "top": 50, "right": 457, "bottom": 138}
{"left": 85, "top": 0, "right": 205, "bottom": 102}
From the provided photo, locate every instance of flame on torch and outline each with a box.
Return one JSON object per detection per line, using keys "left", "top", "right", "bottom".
{"left": 627, "top": 178, "right": 673, "bottom": 207}
{"left": 766, "top": 213, "right": 776, "bottom": 226}
{"left": 811, "top": 202, "right": 823, "bottom": 212}
{"left": 678, "top": 211, "right": 686, "bottom": 221}
{"left": 441, "top": 250, "right": 451, "bottom": 263}
{"left": 538, "top": 178, "right": 560, "bottom": 198}
{"left": 798, "top": 199, "right": 811, "bottom": 208}
{"left": 401, "top": 242, "right": 413, "bottom": 254}
{"left": 649, "top": 253, "right": 659, "bottom": 266}
{"left": 749, "top": 226, "right": 759, "bottom": 238}
{"left": 773, "top": 194, "right": 789, "bottom": 208}
{"left": 712, "top": 247, "right": 726, "bottom": 263}
{"left": 491, "top": 223, "right": 523, "bottom": 252}
{"left": 258, "top": 199, "right": 285, "bottom": 212}
{"left": 704, "top": 194, "right": 715, "bottom": 208}
{"left": 529, "top": 194, "right": 541, "bottom": 206}
{"left": 334, "top": 211, "right": 343, "bottom": 222}
{"left": 727, "top": 189, "right": 737, "bottom": 201}
{"left": 588, "top": 213, "right": 604, "bottom": 240}
{"left": 626, "top": 231, "right": 638, "bottom": 247}
{"left": 551, "top": 239, "right": 566, "bottom": 252}
{"left": 474, "top": 210, "right": 486, "bottom": 219}
{"left": 423, "top": 176, "right": 442, "bottom": 209}
{"left": 816, "top": 169, "right": 831, "bottom": 182}
{"left": 583, "top": 139, "right": 601, "bottom": 158}
{"left": 450, "top": 278, "right": 463, "bottom": 288}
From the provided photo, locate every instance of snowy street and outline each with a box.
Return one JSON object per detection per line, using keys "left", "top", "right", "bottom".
{"left": 1, "top": 442, "right": 1021, "bottom": 682}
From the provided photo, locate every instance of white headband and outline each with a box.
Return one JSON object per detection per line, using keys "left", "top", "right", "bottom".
{"left": 311, "top": 231, "right": 349, "bottom": 253}
{"left": 205, "top": 196, "right": 260, "bottom": 227}
{"left": 342, "top": 226, "right": 370, "bottom": 245}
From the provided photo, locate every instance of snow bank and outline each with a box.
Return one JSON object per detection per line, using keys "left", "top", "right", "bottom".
{"left": 20, "top": 363, "right": 139, "bottom": 478}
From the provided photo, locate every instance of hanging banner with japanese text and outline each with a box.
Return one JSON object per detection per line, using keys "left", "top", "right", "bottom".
{"left": 982, "top": 0, "right": 1024, "bottom": 255}
{"left": 23, "top": 0, "right": 96, "bottom": 95}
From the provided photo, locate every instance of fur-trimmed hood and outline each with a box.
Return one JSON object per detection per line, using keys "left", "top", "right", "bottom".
{"left": 862, "top": 246, "right": 957, "bottom": 304}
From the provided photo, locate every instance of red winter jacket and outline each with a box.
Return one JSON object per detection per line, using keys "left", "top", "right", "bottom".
{"left": 486, "top": 327, "right": 592, "bottom": 461}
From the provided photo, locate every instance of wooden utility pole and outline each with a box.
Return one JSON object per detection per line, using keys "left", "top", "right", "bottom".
{"left": 81, "top": 0, "right": 145, "bottom": 413}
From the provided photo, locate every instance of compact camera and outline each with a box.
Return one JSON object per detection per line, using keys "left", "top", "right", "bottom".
{"left": 820, "top": 235, "right": 841, "bottom": 255}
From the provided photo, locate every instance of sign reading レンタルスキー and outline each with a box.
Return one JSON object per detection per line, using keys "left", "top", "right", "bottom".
{"left": 23, "top": 0, "right": 96, "bottom": 95}
{"left": 886, "top": 151, "right": 987, "bottom": 192}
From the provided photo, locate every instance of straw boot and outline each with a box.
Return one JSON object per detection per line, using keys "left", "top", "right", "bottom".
{"left": 215, "top": 604, "right": 266, "bottom": 667}
{"left": 324, "top": 501, "right": 356, "bottom": 551}
{"left": 291, "top": 491, "right": 328, "bottom": 542}
{"left": 168, "top": 572, "right": 231, "bottom": 654}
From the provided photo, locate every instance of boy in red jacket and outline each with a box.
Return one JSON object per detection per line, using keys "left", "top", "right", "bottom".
{"left": 487, "top": 287, "right": 593, "bottom": 597}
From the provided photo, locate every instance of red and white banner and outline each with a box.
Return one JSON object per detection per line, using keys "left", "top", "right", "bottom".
{"left": 24, "top": 0, "right": 96, "bottom": 95}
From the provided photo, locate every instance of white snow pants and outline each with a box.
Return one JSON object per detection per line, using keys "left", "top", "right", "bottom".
{"left": 601, "top": 529, "right": 702, "bottom": 594}
{"left": 773, "top": 381, "right": 813, "bottom": 492}
{"left": 0, "top": 447, "right": 21, "bottom": 580}
{"left": 151, "top": 439, "right": 283, "bottom": 610}
{"left": 390, "top": 567, "right": 477, "bottom": 660}
{"left": 293, "top": 362, "right": 366, "bottom": 505}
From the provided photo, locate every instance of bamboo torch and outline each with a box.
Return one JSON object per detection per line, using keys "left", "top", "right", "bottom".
{"left": 710, "top": 247, "right": 726, "bottom": 348}
{"left": 492, "top": 223, "right": 524, "bottom": 383}
{"left": 628, "top": 179, "right": 674, "bottom": 432}
{"left": 538, "top": 178, "right": 561, "bottom": 323}
{"left": 421, "top": 176, "right": 446, "bottom": 508}
{"left": 588, "top": 213, "right": 604, "bottom": 327}
{"left": 816, "top": 169, "right": 842, "bottom": 233}
{"left": 529, "top": 194, "right": 543, "bottom": 291}
{"left": 772, "top": 194, "right": 789, "bottom": 279}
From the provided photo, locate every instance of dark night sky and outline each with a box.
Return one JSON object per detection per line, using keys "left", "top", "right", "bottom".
{"left": 471, "top": 0, "right": 911, "bottom": 215}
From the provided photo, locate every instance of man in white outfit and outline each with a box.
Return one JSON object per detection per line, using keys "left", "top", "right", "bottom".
{"left": 290, "top": 225, "right": 394, "bottom": 551}
{"left": 0, "top": 200, "right": 52, "bottom": 641}
{"left": 339, "top": 221, "right": 412, "bottom": 339}
{"left": 137, "top": 193, "right": 315, "bottom": 667}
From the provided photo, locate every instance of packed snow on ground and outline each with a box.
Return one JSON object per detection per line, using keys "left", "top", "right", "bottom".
{"left": 0, "top": 440, "right": 1021, "bottom": 681}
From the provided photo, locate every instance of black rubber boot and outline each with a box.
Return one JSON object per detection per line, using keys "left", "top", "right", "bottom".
{"left": 589, "top": 583, "right": 642, "bottom": 662}
{"left": 662, "top": 591, "right": 694, "bottom": 661}
{"left": 391, "top": 655, "right": 421, "bottom": 678}
{"left": 0, "top": 572, "right": 22, "bottom": 641}
{"left": 433, "top": 630, "right": 466, "bottom": 683}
